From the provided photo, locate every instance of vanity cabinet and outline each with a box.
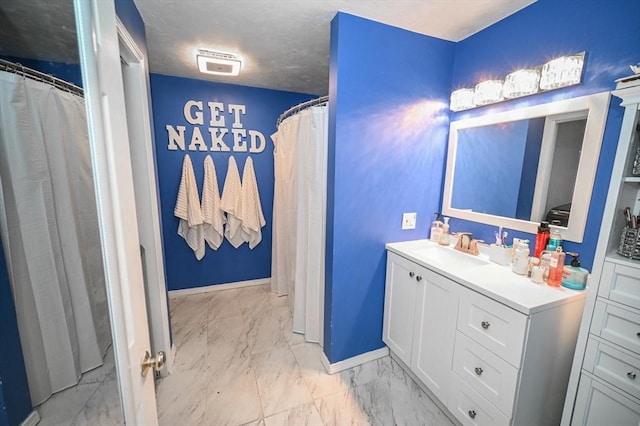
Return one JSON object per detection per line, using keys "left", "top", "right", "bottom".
{"left": 383, "top": 243, "right": 586, "bottom": 426}
{"left": 562, "top": 78, "right": 640, "bottom": 426}
{"left": 383, "top": 252, "right": 459, "bottom": 402}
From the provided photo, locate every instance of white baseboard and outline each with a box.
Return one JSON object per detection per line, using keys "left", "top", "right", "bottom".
{"left": 20, "top": 410, "right": 40, "bottom": 426}
{"left": 320, "top": 346, "right": 389, "bottom": 374}
{"left": 169, "top": 278, "right": 270, "bottom": 297}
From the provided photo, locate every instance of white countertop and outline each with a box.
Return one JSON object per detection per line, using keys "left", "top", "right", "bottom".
{"left": 386, "top": 239, "right": 587, "bottom": 315}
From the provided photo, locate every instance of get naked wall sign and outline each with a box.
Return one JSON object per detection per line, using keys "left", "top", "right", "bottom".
{"left": 164, "top": 100, "right": 267, "bottom": 153}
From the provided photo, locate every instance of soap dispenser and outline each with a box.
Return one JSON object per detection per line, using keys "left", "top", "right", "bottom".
{"left": 561, "top": 252, "right": 588, "bottom": 290}
{"left": 439, "top": 217, "right": 451, "bottom": 246}
{"left": 430, "top": 213, "right": 443, "bottom": 242}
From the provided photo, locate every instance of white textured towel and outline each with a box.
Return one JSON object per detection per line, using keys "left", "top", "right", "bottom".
{"left": 174, "top": 154, "right": 205, "bottom": 259}
{"left": 201, "top": 155, "right": 225, "bottom": 250}
{"left": 220, "top": 156, "right": 244, "bottom": 248}
{"left": 240, "top": 157, "right": 266, "bottom": 249}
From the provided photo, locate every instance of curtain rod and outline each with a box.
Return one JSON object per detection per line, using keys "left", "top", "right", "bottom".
{"left": 0, "top": 58, "right": 84, "bottom": 97}
{"left": 277, "top": 95, "right": 328, "bottom": 127}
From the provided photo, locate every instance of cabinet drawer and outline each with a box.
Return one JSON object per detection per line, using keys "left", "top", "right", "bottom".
{"left": 448, "top": 373, "right": 510, "bottom": 426}
{"left": 599, "top": 262, "right": 640, "bottom": 309}
{"left": 592, "top": 300, "right": 640, "bottom": 354}
{"left": 457, "top": 287, "right": 528, "bottom": 368}
{"left": 572, "top": 374, "right": 640, "bottom": 426}
{"left": 452, "top": 332, "right": 518, "bottom": 416}
{"left": 584, "top": 338, "right": 640, "bottom": 397}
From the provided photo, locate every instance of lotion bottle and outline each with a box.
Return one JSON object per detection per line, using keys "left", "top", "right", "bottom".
{"left": 511, "top": 240, "right": 530, "bottom": 275}
{"left": 439, "top": 217, "right": 450, "bottom": 246}
{"left": 561, "top": 252, "right": 588, "bottom": 290}
{"left": 430, "top": 213, "right": 443, "bottom": 242}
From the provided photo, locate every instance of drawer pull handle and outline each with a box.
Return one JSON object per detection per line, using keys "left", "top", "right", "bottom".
{"left": 628, "top": 372, "right": 637, "bottom": 380}
{"left": 416, "top": 275, "right": 423, "bottom": 282}
{"left": 481, "top": 321, "right": 490, "bottom": 329}
{"left": 409, "top": 272, "right": 415, "bottom": 278}
{"left": 474, "top": 367, "right": 483, "bottom": 376}
{"left": 468, "top": 410, "right": 477, "bottom": 419}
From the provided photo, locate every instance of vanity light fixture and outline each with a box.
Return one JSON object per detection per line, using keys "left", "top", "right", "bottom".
{"left": 539, "top": 52, "right": 585, "bottom": 90}
{"left": 474, "top": 80, "right": 504, "bottom": 106}
{"left": 196, "top": 49, "right": 243, "bottom": 76}
{"left": 449, "top": 52, "right": 586, "bottom": 111}
{"left": 503, "top": 68, "right": 540, "bottom": 98}
{"left": 450, "top": 88, "right": 476, "bottom": 112}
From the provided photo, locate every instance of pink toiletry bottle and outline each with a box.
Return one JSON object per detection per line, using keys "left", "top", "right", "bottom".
{"left": 547, "top": 247, "right": 566, "bottom": 287}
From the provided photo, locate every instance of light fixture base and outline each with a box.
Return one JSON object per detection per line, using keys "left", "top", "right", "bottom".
{"left": 196, "top": 49, "right": 243, "bottom": 76}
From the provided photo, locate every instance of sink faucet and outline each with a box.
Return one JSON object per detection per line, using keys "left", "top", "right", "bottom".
{"left": 454, "top": 232, "right": 483, "bottom": 256}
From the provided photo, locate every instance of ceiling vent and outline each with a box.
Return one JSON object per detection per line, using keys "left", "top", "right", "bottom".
{"left": 196, "top": 49, "right": 243, "bottom": 76}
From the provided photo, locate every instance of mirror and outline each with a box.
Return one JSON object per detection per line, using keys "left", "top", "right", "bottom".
{"left": 443, "top": 92, "right": 610, "bottom": 242}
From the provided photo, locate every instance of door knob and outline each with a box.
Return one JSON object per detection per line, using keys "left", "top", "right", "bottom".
{"left": 481, "top": 321, "right": 490, "bottom": 329}
{"left": 468, "top": 410, "right": 477, "bottom": 419}
{"left": 475, "top": 367, "right": 483, "bottom": 376}
{"left": 416, "top": 275, "right": 423, "bottom": 282}
{"left": 409, "top": 272, "right": 415, "bottom": 278}
{"left": 141, "top": 350, "right": 166, "bottom": 377}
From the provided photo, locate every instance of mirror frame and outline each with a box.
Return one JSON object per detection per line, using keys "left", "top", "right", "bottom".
{"left": 442, "top": 92, "right": 610, "bottom": 243}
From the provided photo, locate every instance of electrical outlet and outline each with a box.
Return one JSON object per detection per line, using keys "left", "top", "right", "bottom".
{"left": 402, "top": 212, "right": 417, "bottom": 230}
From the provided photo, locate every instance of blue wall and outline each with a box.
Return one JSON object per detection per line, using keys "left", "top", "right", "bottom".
{"left": 324, "top": 13, "right": 455, "bottom": 363}
{"left": 149, "top": 74, "right": 313, "bottom": 290}
{"left": 448, "top": 0, "right": 640, "bottom": 271}
{"left": 0, "top": 242, "right": 31, "bottom": 426}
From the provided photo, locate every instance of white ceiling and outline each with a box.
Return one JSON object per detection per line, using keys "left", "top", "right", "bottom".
{"left": 0, "top": 0, "right": 535, "bottom": 96}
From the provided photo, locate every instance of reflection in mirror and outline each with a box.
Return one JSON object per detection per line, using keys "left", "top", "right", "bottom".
{"left": 451, "top": 117, "right": 545, "bottom": 220}
{"left": 443, "top": 92, "right": 610, "bottom": 242}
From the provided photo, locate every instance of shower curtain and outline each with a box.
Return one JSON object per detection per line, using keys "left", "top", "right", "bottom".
{"left": 271, "top": 105, "right": 328, "bottom": 343}
{"left": 0, "top": 71, "right": 111, "bottom": 405}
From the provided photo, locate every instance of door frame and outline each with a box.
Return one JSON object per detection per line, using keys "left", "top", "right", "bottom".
{"left": 117, "top": 17, "right": 174, "bottom": 376}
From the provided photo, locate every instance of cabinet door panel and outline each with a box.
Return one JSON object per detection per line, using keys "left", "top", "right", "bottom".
{"left": 452, "top": 331, "right": 518, "bottom": 416}
{"left": 583, "top": 338, "right": 640, "bottom": 397}
{"left": 383, "top": 253, "right": 418, "bottom": 366}
{"left": 448, "top": 373, "right": 510, "bottom": 426}
{"left": 457, "top": 287, "right": 528, "bottom": 368}
{"left": 592, "top": 300, "right": 640, "bottom": 354}
{"left": 411, "top": 269, "right": 459, "bottom": 401}
{"left": 571, "top": 375, "right": 640, "bottom": 426}
{"left": 598, "top": 262, "right": 640, "bottom": 309}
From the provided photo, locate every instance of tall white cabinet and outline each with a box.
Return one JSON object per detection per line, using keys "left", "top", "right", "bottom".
{"left": 562, "top": 77, "right": 640, "bottom": 426}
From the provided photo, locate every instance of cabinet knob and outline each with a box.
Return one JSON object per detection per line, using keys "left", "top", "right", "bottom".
{"left": 468, "top": 410, "right": 477, "bottom": 419}
{"left": 481, "top": 321, "right": 490, "bottom": 329}
{"left": 636, "top": 332, "right": 640, "bottom": 338}
{"left": 474, "top": 367, "right": 483, "bottom": 376}
{"left": 409, "top": 271, "right": 415, "bottom": 278}
{"left": 628, "top": 372, "right": 637, "bottom": 380}
{"left": 416, "top": 275, "right": 423, "bottom": 282}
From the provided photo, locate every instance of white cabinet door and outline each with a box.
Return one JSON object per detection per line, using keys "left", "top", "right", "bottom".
{"left": 383, "top": 252, "right": 419, "bottom": 366}
{"left": 411, "top": 269, "right": 460, "bottom": 401}
{"left": 572, "top": 375, "right": 640, "bottom": 426}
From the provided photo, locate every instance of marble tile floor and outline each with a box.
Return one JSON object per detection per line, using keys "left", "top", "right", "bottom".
{"left": 35, "top": 345, "right": 123, "bottom": 426}
{"left": 35, "top": 284, "right": 455, "bottom": 426}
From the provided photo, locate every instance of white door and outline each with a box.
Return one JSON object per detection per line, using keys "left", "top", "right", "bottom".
{"left": 382, "top": 253, "right": 418, "bottom": 366}
{"left": 411, "top": 270, "right": 459, "bottom": 402}
{"left": 74, "top": 0, "right": 159, "bottom": 424}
